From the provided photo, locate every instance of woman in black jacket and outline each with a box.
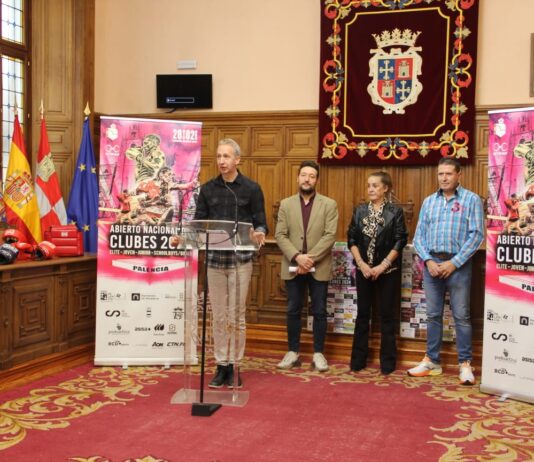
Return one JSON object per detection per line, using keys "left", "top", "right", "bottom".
{"left": 347, "top": 172, "right": 408, "bottom": 374}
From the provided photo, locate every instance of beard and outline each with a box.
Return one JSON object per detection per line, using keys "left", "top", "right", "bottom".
{"left": 299, "top": 184, "right": 315, "bottom": 195}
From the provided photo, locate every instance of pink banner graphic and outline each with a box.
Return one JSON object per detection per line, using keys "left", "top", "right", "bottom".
{"left": 481, "top": 107, "right": 534, "bottom": 404}
{"left": 95, "top": 117, "right": 201, "bottom": 366}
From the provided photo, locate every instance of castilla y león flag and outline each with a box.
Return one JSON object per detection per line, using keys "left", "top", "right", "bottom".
{"left": 35, "top": 117, "right": 67, "bottom": 230}
{"left": 3, "top": 115, "right": 42, "bottom": 244}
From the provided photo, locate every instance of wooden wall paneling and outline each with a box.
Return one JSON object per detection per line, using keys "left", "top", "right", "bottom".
{"left": 285, "top": 126, "right": 318, "bottom": 158}
{"left": 252, "top": 158, "right": 282, "bottom": 238}
{"left": 32, "top": 0, "right": 95, "bottom": 203}
{"left": 250, "top": 126, "right": 284, "bottom": 157}
{"left": 216, "top": 127, "right": 250, "bottom": 158}
{"left": 200, "top": 126, "right": 216, "bottom": 151}
{"left": 253, "top": 246, "right": 288, "bottom": 324}
{"left": 32, "top": 0, "right": 73, "bottom": 122}
{"left": 475, "top": 157, "right": 489, "bottom": 199}
{"left": 199, "top": 125, "right": 217, "bottom": 182}
{"left": 199, "top": 155, "right": 217, "bottom": 185}
{"left": 280, "top": 158, "right": 305, "bottom": 202}
{"left": 320, "top": 165, "right": 350, "bottom": 240}
{"left": 247, "top": 259, "right": 262, "bottom": 323}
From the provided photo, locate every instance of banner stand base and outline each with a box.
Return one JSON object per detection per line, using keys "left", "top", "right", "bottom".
{"left": 480, "top": 384, "right": 534, "bottom": 405}
{"left": 191, "top": 402, "right": 221, "bottom": 417}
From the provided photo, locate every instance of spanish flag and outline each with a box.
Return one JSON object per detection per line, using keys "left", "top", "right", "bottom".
{"left": 3, "top": 115, "right": 42, "bottom": 244}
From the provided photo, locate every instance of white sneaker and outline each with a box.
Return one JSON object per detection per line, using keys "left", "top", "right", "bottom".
{"left": 312, "top": 352, "right": 329, "bottom": 372}
{"left": 459, "top": 361, "right": 475, "bottom": 385}
{"left": 277, "top": 351, "right": 301, "bottom": 369}
{"left": 407, "top": 355, "right": 442, "bottom": 377}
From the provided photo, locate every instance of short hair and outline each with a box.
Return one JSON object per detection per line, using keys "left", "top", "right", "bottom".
{"left": 298, "top": 160, "right": 320, "bottom": 178}
{"left": 368, "top": 171, "right": 393, "bottom": 200}
{"left": 218, "top": 138, "right": 241, "bottom": 157}
{"left": 438, "top": 157, "right": 461, "bottom": 172}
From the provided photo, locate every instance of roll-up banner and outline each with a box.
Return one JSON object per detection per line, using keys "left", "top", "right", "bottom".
{"left": 482, "top": 107, "right": 534, "bottom": 403}
{"left": 95, "top": 117, "right": 201, "bottom": 366}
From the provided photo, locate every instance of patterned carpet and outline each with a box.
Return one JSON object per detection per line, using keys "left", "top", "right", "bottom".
{"left": 0, "top": 355, "right": 533, "bottom": 461}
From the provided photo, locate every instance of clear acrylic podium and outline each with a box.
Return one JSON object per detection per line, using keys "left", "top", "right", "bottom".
{"left": 170, "top": 220, "right": 259, "bottom": 416}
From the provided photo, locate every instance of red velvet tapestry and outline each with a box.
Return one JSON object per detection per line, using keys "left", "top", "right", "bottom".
{"left": 318, "top": 0, "right": 479, "bottom": 166}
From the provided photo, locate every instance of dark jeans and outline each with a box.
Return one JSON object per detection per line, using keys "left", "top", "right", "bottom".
{"left": 285, "top": 274, "right": 328, "bottom": 353}
{"left": 351, "top": 270, "right": 399, "bottom": 373}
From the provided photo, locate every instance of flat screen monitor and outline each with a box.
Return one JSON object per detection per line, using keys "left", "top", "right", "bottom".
{"left": 156, "top": 74, "right": 212, "bottom": 109}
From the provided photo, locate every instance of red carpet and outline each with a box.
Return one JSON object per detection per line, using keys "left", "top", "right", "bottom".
{"left": 1, "top": 355, "right": 533, "bottom": 461}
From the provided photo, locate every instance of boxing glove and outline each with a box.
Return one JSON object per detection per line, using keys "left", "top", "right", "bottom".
{"left": 33, "top": 241, "right": 57, "bottom": 260}
{"left": 13, "top": 242, "right": 35, "bottom": 260}
{"left": 2, "top": 228, "right": 27, "bottom": 244}
{"left": 0, "top": 243, "right": 19, "bottom": 264}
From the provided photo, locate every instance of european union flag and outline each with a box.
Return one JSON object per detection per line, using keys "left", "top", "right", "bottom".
{"left": 67, "top": 118, "right": 99, "bottom": 253}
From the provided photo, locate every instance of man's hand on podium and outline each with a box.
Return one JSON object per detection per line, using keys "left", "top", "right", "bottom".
{"left": 249, "top": 228, "right": 266, "bottom": 247}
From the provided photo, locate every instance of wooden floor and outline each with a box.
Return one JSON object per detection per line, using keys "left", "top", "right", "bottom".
{"left": 0, "top": 344, "right": 94, "bottom": 394}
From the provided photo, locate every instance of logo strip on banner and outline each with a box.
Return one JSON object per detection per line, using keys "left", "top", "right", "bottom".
{"left": 94, "top": 117, "right": 201, "bottom": 366}
{"left": 481, "top": 107, "right": 534, "bottom": 404}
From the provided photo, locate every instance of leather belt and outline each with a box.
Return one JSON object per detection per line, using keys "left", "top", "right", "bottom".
{"left": 430, "top": 252, "right": 454, "bottom": 260}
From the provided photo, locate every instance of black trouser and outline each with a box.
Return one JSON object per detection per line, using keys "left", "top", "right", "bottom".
{"left": 285, "top": 274, "right": 328, "bottom": 353}
{"left": 351, "top": 270, "right": 398, "bottom": 372}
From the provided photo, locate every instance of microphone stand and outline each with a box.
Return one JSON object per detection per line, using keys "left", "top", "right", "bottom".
{"left": 192, "top": 229, "right": 222, "bottom": 417}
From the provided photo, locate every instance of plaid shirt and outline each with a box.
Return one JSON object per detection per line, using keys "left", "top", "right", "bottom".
{"left": 194, "top": 171, "right": 267, "bottom": 269}
{"left": 414, "top": 185, "right": 484, "bottom": 268}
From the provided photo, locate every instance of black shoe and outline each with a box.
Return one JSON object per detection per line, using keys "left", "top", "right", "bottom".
{"left": 208, "top": 365, "right": 228, "bottom": 388}
{"left": 350, "top": 361, "right": 366, "bottom": 372}
{"left": 226, "top": 364, "right": 243, "bottom": 389}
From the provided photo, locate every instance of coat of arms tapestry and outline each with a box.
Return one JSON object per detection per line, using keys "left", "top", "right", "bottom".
{"left": 318, "top": 0, "right": 479, "bottom": 166}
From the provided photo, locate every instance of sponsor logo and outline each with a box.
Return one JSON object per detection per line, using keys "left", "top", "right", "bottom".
{"left": 167, "top": 342, "right": 180, "bottom": 347}
{"left": 108, "top": 340, "right": 128, "bottom": 347}
{"left": 168, "top": 324, "right": 176, "bottom": 333}
{"left": 493, "top": 367, "right": 516, "bottom": 377}
{"left": 134, "top": 327, "right": 151, "bottom": 332}
{"left": 522, "top": 356, "right": 534, "bottom": 364}
{"left": 490, "top": 332, "right": 518, "bottom": 343}
{"left": 131, "top": 293, "right": 141, "bottom": 301}
{"left": 491, "top": 332, "right": 508, "bottom": 341}
{"left": 100, "top": 291, "right": 125, "bottom": 301}
{"left": 152, "top": 342, "right": 163, "bottom": 348}
{"left": 519, "top": 316, "right": 530, "bottom": 326}
{"left": 108, "top": 326, "right": 130, "bottom": 335}
{"left": 146, "top": 307, "right": 152, "bottom": 318}
{"left": 154, "top": 324, "right": 164, "bottom": 331}
{"left": 173, "top": 307, "right": 183, "bottom": 320}
{"left": 494, "top": 349, "right": 517, "bottom": 364}
{"left": 105, "top": 310, "right": 120, "bottom": 317}
{"left": 486, "top": 310, "right": 513, "bottom": 323}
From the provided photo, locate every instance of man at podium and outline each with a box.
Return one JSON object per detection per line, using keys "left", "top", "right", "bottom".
{"left": 194, "top": 138, "right": 268, "bottom": 389}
